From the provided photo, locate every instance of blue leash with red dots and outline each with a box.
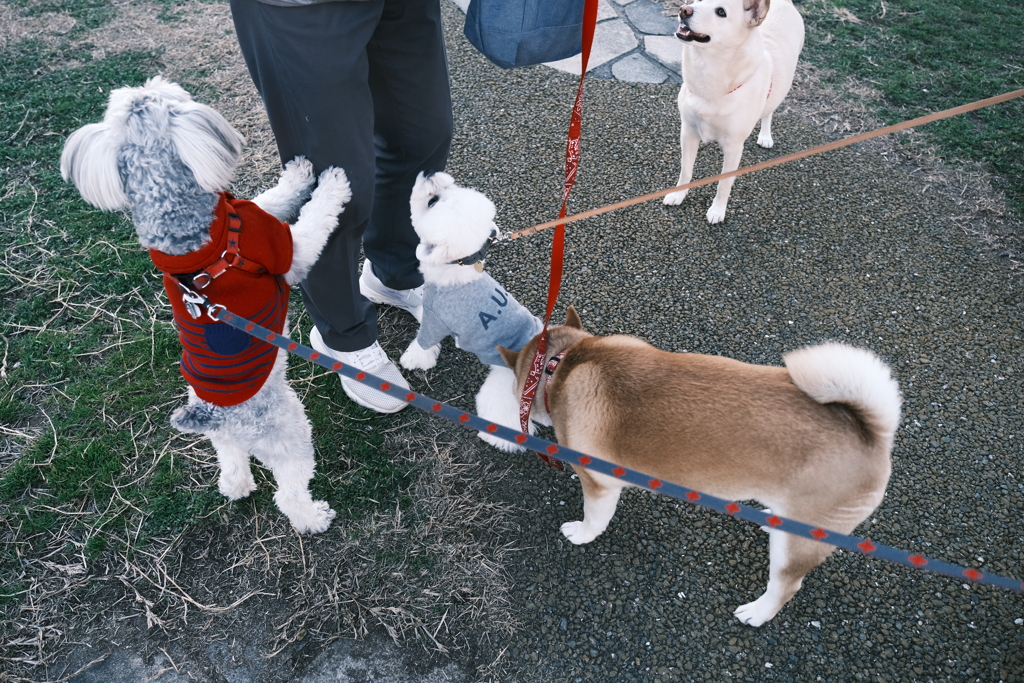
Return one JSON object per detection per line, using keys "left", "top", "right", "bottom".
{"left": 197, "top": 299, "right": 1023, "bottom": 595}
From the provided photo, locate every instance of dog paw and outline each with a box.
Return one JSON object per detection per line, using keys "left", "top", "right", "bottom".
{"left": 560, "top": 521, "right": 599, "bottom": 545}
{"left": 757, "top": 133, "right": 774, "bottom": 149}
{"left": 219, "top": 473, "right": 257, "bottom": 501}
{"left": 663, "top": 189, "right": 688, "bottom": 206}
{"left": 312, "top": 167, "right": 353, "bottom": 210}
{"left": 289, "top": 500, "right": 337, "bottom": 534}
{"left": 477, "top": 429, "right": 524, "bottom": 453}
{"left": 400, "top": 341, "right": 440, "bottom": 370}
{"left": 282, "top": 156, "right": 316, "bottom": 190}
{"left": 733, "top": 595, "right": 779, "bottom": 627}
{"left": 706, "top": 203, "right": 727, "bottom": 224}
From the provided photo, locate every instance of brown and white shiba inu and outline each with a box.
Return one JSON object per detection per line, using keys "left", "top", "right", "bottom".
{"left": 499, "top": 307, "right": 901, "bottom": 626}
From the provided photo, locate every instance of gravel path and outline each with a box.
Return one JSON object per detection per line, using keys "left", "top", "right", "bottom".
{"left": 421, "top": 2, "right": 1024, "bottom": 681}
{"left": 62, "top": 2, "right": 1024, "bottom": 680}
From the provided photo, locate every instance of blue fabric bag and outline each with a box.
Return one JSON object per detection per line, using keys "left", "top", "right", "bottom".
{"left": 463, "top": 0, "right": 587, "bottom": 69}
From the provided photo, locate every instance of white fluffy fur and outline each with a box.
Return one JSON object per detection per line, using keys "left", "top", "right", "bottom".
{"left": 784, "top": 342, "right": 902, "bottom": 440}
{"left": 402, "top": 172, "right": 539, "bottom": 452}
{"left": 663, "top": 0, "right": 804, "bottom": 223}
{"left": 61, "top": 76, "right": 352, "bottom": 534}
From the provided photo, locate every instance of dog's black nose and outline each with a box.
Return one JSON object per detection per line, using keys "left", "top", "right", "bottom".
{"left": 679, "top": 5, "right": 693, "bottom": 17}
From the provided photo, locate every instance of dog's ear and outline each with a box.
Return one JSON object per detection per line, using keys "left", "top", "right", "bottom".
{"left": 61, "top": 122, "right": 128, "bottom": 210}
{"left": 744, "top": 0, "right": 771, "bottom": 26}
{"left": 167, "top": 101, "right": 244, "bottom": 193}
{"left": 564, "top": 305, "right": 584, "bottom": 330}
{"left": 497, "top": 346, "right": 519, "bottom": 370}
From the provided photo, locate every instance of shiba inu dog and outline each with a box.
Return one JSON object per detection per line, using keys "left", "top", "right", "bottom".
{"left": 500, "top": 308, "right": 901, "bottom": 625}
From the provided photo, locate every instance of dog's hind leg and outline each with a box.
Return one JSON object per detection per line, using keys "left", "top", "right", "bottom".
{"left": 209, "top": 435, "right": 258, "bottom": 500}
{"left": 561, "top": 467, "right": 625, "bottom": 545}
{"left": 757, "top": 111, "right": 775, "bottom": 149}
{"left": 733, "top": 525, "right": 834, "bottom": 627}
{"left": 249, "top": 389, "right": 336, "bottom": 534}
{"left": 266, "top": 441, "right": 336, "bottom": 534}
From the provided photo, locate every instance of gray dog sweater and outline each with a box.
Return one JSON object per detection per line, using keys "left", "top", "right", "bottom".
{"left": 416, "top": 274, "right": 542, "bottom": 367}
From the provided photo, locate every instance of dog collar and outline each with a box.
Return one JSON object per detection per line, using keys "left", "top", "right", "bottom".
{"left": 542, "top": 350, "right": 567, "bottom": 414}
{"left": 449, "top": 229, "right": 497, "bottom": 272}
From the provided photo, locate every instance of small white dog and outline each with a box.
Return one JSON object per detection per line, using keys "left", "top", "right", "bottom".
{"left": 61, "top": 76, "right": 352, "bottom": 533}
{"left": 399, "top": 172, "right": 544, "bottom": 452}
{"left": 663, "top": 0, "right": 804, "bottom": 223}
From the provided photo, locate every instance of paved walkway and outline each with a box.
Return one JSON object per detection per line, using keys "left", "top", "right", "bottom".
{"left": 450, "top": 0, "right": 683, "bottom": 83}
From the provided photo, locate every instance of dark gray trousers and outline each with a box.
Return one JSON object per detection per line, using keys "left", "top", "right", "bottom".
{"left": 230, "top": 0, "right": 453, "bottom": 352}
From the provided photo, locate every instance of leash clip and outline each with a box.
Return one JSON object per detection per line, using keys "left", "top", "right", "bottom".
{"left": 206, "top": 303, "right": 226, "bottom": 321}
{"left": 180, "top": 288, "right": 206, "bottom": 319}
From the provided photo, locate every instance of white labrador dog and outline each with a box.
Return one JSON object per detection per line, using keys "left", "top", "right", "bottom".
{"left": 663, "top": 0, "right": 804, "bottom": 223}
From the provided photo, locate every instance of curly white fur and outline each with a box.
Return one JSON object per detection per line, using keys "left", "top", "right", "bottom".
{"left": 61, "top": 76, "right": 351, "bottom": 534}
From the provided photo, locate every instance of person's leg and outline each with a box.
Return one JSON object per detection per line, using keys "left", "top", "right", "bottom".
{"left": 229, "top": 0, "right": 381, "bottom": 352}
{"left": 363, "top": 0, "right": 453, "bottom": 290}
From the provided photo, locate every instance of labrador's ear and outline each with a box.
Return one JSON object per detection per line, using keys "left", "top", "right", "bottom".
{"left": 564, "top": 305, "right": 584, "bottom": 330}
{"left": 744, "top": 0, "right": 771, "bottom": 27}
{"left": 497, "top": 346, "right": 519, "bottom": 370}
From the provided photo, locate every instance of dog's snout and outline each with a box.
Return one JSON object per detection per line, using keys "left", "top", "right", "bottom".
{"left": 679, "top": 5, "right": 693, "bottom": 18}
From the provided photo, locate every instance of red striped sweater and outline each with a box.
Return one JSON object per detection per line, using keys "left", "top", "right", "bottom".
{"left": 150, "top": 193, "right": 294, "bottom": 407}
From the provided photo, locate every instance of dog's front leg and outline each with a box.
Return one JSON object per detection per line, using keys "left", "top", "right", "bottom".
{"left": 706, "top": 138, "right": 744, "bottom": 224}
{"left": 663, "top": 125, "right": 700, "bottom": 206}
{"left": 285, "top": 167, "right": 352, "bottom": 285}
{"left": 757, "top": 111, "right": 775, "bottom": 149}
{"left": 252, "top": 157, "right": 316, "bottom": 221}
{"left": 400, "top": 339, "right": 441, "bottom": 370}
{"left": 561, "top": 468, "right": 624, "bottom": 545}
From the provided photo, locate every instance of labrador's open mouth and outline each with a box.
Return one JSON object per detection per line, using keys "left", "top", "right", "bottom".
{"left": 676, "top": 24, "right": 710, "bottom": 43}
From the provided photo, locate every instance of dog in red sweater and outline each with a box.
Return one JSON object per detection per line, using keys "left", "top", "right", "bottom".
{"left": 61, "top": 77, "right": 351, "bottom": 533}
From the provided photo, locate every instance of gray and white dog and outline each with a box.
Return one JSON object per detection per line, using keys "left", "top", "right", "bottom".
{"left": 61, "top": 76, "right": 351, "bottom": 533}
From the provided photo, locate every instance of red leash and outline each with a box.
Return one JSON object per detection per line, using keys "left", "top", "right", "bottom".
{"left": 517, "top": 0, "right": 599, "bottom": 469}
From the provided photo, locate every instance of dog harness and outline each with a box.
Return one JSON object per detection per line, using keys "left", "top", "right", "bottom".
{"left": 149, "top": 192, "right": 294, "bottom": 407}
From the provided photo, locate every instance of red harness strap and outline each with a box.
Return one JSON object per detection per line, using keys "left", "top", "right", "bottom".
{"left": 191, "top": 212, "right": 269, "bottom": 289}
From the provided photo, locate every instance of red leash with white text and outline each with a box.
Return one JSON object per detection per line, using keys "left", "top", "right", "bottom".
{"left": 517, "top": 0, "right": 599, "bottom": 470}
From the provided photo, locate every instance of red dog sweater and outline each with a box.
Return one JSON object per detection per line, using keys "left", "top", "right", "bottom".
{"left": 150, "top": 192, "right": 294, "bottom": 407}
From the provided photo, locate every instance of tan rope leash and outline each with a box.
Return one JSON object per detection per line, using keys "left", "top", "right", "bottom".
{"left": 507, "top": 88, "right": 1024, "bottom": 240}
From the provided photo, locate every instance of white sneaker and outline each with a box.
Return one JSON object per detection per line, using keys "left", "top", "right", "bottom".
{"left": 359, "top": 259, "right": 424, "bottom": 322}
{"left": 309, "top": 326, "right": 410, "bottom": 414}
